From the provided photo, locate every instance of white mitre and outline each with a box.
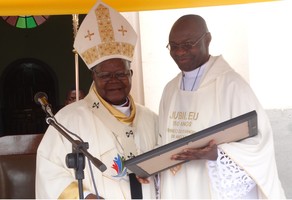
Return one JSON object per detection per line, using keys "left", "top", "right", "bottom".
{"left": 73, "top": 1, "right": 137, "bottom": 69}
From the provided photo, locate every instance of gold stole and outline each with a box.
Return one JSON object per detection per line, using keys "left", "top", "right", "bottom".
{"left": 58, "top": 85, "right": 138, "bottom": 199}
{"left": 92, "top": 86, "right": 136, "bottom": 124}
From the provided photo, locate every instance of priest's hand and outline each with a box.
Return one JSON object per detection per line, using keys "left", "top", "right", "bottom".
{"left": 136, "top": 175, "right": 150, "bottom": 184}
{"left": 171, "top": 140, "right": 218, "bottom": 161}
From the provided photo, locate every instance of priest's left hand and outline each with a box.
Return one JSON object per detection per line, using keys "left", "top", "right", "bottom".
{"left": 136, "top": 175, "right": 150, "bottom": 184}
{"left": 171, "top": 139, "right": 218, "bottom": 161}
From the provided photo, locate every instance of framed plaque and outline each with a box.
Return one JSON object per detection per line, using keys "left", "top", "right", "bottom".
{"left": 125, "top": 110, "right": 257, "bottom": 178}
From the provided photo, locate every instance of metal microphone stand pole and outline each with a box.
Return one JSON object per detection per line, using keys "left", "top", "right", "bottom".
{"left": 45, "top": 116, "right": 107, "bottom": 199}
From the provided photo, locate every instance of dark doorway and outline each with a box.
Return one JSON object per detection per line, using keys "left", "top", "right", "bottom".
{"left": 0, "top": 58, "right": 58, "bottom": 136}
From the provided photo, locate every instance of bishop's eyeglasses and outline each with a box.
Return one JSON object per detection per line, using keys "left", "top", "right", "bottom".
{"left": 166, "top": 32, "right": 208, "bottom": 51}
{"left": 93, "top": 69, "right": 132, "bottom": 82}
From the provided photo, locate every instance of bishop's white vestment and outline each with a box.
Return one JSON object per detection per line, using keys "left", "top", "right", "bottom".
{"left": 158, "top": 55, "right": 286, "bottom": 199}
{"left": 36, "top": 86, "right": 159, "bottom": 199}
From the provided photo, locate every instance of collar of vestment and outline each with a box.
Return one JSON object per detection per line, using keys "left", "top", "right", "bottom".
{"left": 181, "top": 62, "right": 207, "bottom": 91}
{"left": 85, "top": 83, "right": 138, "bottom": 160}
{"left": 92, "top": 84, "right": 136, "bottom": 124}
{"left": 183, "top": 63, "right": 206, "bottom": 78}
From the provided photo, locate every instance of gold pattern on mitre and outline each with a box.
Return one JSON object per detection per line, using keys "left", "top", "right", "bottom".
{"left": 73, "top": 2, "right": 137, "bottom": 69}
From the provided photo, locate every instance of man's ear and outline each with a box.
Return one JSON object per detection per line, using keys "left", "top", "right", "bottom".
{"left": 91, "top": 70, "right": 96, "bottom": 79}
{"left": 206, "top": 32, "right": 212, "bottom": 46}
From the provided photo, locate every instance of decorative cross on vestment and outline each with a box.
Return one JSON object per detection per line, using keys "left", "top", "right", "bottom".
{"left": 121, "top": 129, "right": 137, "bottom": 160}
{"left": 126, "top": 130, "right": 133, "bottom": 138}
{"left": 121, "top": 128, "right": 143, "bottom": 199}
{"left": 92, "top": 102, "right": 99, "bottom": 108}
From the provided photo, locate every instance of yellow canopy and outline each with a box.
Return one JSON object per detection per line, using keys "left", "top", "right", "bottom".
{"left": 0, "top": 0, "right": 278, "bottom": 16}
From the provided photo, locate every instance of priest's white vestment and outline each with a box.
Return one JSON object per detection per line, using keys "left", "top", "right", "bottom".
{"left": 159, "top": 55, "right": 286, "bottom": 199}
{"left": 36, "top": 86, "right": 159, "bottom": 199}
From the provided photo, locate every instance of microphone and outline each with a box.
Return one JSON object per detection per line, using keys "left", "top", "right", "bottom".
{"left": 34, "top": 92, "right": 54, "bottom": 117}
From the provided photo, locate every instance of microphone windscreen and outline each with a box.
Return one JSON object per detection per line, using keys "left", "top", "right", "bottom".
{"left": 34, "top": 92, "right": 48, "bottom": 104}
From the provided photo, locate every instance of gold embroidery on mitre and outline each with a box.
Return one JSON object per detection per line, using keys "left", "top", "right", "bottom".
{"left": 81, "top": 4, "right": 135, "bottom": 65}
{"left": 96, "top": 4, "right": 114, "bottom": 43}
{"left": 81, "top": 46, "right": 98, "bottom": 64}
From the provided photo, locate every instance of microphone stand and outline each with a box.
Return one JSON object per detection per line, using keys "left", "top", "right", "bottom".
{"left": 44, "top": 113, "right": 107, "bottom": 199}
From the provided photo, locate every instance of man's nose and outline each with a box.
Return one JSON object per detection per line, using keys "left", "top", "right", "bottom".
{"left": 172, "top": 46, "right": 188, "bottom": 55}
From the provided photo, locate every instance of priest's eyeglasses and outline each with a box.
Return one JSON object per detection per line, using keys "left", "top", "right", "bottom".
{"left": 166, "top": 32, "right": 208, "bottom": 51}
{"left": 93, "top": 69, "right": 132, "bottom": 82}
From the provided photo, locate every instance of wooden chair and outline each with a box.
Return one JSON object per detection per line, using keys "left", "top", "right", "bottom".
{"left": 0, "top": 134, "right": 44, "bottom": 199}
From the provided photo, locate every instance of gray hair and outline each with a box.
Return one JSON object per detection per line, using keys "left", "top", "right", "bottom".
{"left": 123, "top": 59, "right": 131, "bottom": 69}
{"left": 92, "top": 58, "right": 131, "bottom": 71}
